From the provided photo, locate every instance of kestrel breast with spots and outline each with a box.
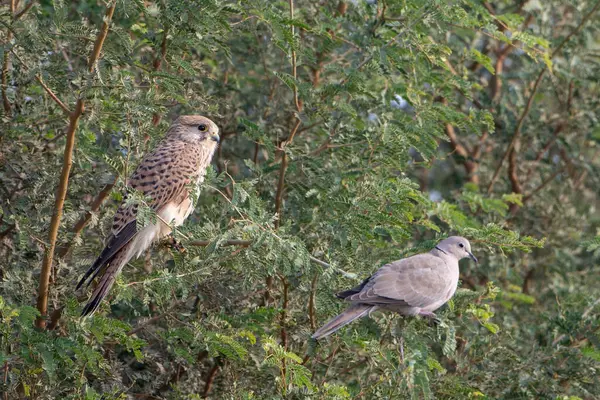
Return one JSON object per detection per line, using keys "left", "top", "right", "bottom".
{"left": 77, "top": 115, "right": 220, "bottom": 316}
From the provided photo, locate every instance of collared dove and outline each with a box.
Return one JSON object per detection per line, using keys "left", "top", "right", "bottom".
{"left": 312, "top": 236, "right": 477, "bottom": 340}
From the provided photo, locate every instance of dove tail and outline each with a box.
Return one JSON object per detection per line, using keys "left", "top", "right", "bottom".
{"left": 80, "top": 243, "right": 133, "bottom": 317}
{"left": 312, "top": 304, "right": 374, "bottom": 340}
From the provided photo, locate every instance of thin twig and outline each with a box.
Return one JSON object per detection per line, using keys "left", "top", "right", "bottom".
{"left": 525, "top": 123, "right": 564, "bottom": 179}
{"left": 487, "top": 0, "right": 600, "bottom": 193}
{"left": 56, "top": 178, "right": 118, "bottom": 258}
{"left": 127, "top": 298, "right": 188, "bottom": 336}
{"left": 522, "top": 167, "right": 563, "bottom": 203}
{"left": 3, "top": 360, "right": 8, "bottom": 400}
{"left": 552, "top": 297, "right": 600, "bottom": 346}
{"left": 487, "top": 70, "right": 545, "bottom": 193}
{"left": 14, "top": 1, "right": 35, "bottom": 21}
{"left": 10, "top": 48, "right": 71, "bottom": 115}
{"left": 34, "top": 74, "right": 71, "bottom": 115}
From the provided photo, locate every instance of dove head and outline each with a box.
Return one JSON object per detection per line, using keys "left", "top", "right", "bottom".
{"left": 168, "top": 115, "right": 220, "bottom": 147}
{"left": 435, "top": 236, "right": 478, "bottom": 263}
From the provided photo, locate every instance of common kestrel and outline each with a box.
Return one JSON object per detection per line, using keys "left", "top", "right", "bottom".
{"left": 77, "top": 115, "right": 220, "bottom": 316}
{"left": 312, "top": 236, "right": 477, "bottom": 339}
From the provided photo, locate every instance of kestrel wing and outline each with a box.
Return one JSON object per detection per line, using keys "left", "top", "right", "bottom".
{"left": 77, "top": 140, "right": 204, "bottom": 289}
{"left": 347, "top": 253, "right": 451, "bottom": 308}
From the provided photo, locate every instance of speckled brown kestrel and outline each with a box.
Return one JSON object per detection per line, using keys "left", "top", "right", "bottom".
{"left": 77, "top": 115, "right": 220, "bottom": 316}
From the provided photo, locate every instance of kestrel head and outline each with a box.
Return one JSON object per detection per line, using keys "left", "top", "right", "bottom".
{"left": 168, "top": 115, "right": 220, "bottom": 147}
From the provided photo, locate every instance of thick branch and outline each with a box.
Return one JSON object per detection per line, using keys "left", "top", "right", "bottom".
{"left": 87, "top": 2, "right": 116, "bottom": 73}
{"left": 36, "top": 99, "right": 85, "bottom": 328}
{"left": 36, "top": 1, "right": 117, "bottom": 329}
{"left": 202, "top": 359, "right": 222, "bottom": 398}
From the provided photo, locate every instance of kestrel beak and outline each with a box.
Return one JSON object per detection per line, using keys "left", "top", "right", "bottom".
{"left": 211, "top": 133, "right": 220, "bottom": 144}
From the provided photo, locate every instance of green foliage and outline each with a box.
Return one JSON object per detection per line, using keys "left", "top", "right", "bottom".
{"left": 1, "top": 0, "right": 599, "bottom": 398}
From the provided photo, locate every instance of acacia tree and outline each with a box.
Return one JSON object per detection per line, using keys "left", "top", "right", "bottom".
{"left": 0, "top": 0, "right": 599, "bottom": 398}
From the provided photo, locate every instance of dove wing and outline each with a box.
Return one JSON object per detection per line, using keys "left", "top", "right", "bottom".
{"left": 346, "top": 253, "right": 454, "bottom": 309}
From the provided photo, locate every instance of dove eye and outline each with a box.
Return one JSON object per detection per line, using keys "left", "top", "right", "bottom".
{"left": 198, "top": 124, "right": 207, "bottom": 132}
{"left": 459, "top": 243, "right": 464, "bottom": 248}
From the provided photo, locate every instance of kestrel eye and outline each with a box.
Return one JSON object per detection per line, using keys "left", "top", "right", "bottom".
{"left": 459, "top": 243, "right": 464, "bottom": 248}
{"left": 198, "top": 124, "right": 207, "bottom": 132}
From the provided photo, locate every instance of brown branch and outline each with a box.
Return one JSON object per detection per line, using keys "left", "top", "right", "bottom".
{"left": 279, "top": 275, "right": 289, "bottom": 388}
{"left": 487, "top": 69, "right": 545, "bottom": 194}
{"left": 36, "top": 99, "right": 85, "bottom": 328}
{"left": 487, "top": 0, "right": 600, "bottom": 193}
{"left": 0, "top": 0, "right": 34, "bottom": 116}
{"left": 522, "top": 167, "right": 563, "bottom": 204}
{"left": 189, "top": 239, "right": 252, "bottom": 247}
{"left": 87, "top": 2, "right": 116, "bottom": 73}
{"left": 14, "top": 1, "right": 35, "bottom": 21}
{"left": 444, "top": 122, "right": 479, "bottom": 183}
{"left": 525, "top": 123, "right": 564, "bottom": 179}
{"left": 36, "top": 1, "right": 117, "bottom": 329}
{"left": 280, "top": 276, "right": 289, "bottom": 348}
{"left": 268, "top": 0, "right": 303, "bottom": 307}
{"left": 127, "top": 297, "right": 188, "bottom": 336}
{"left": 1, "top": 44, "right": 11, "bottom": 115}
{"left": 507, "top": 147, "right": 522, "bottom": 213}
{"left": 56, "top": 178, "right": 117, "bottom": 258}
{"left": 573, "top": 148, "right": 600, "bottom": 190}
{"left": 47, "top": 306, "right": 64, "bottom": 330}
{"left": 151, "top": 27, "right": 169, "bottom": 127}
{"left": 522, "top": 266, "right": 535, "bottom": 294}
{"left": 10, "top": 49, "right": 71, "bottom": 115}
{"left": 308, "top": 273, "right": 318, "bottom": 331}
{"left": 490, "top": 14, "right": 533, "bottom": 103}
{"left": 559, "top": 147, "right": 578, "bottom": 181}
{"left": 34, "top": 75, "right": 71, "bottom": 115}
{"left": 153, "top": 27, "right": 169, "bottom": 71}
{"left": 2, "top": 360, "right": 8, "bottom": 400}
{"left": 202, "top": 359, "right": 222, "bottom": 398}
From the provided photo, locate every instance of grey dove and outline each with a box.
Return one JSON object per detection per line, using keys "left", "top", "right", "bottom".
{"left": 77, "top": 116, "right": 220, "bottom": 316}
{"left": 312, "top": 236, "right": 477, "bottom": 339}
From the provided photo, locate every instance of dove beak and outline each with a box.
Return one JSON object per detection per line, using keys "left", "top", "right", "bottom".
{"left": 468, "top": 252, "right": 478, "bottom": 263}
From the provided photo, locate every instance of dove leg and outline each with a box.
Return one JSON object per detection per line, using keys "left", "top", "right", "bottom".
{"left": 418, "top": 311, "right": 441, "bottom": 325}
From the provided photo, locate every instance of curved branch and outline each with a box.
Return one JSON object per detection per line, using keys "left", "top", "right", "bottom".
{"left": 36, "top": 1, "right": 117, "bottom": 329}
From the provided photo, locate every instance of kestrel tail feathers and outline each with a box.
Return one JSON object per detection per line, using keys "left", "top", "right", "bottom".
{"left": 77, "top": 115, "right": 220, "bottom": 316}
